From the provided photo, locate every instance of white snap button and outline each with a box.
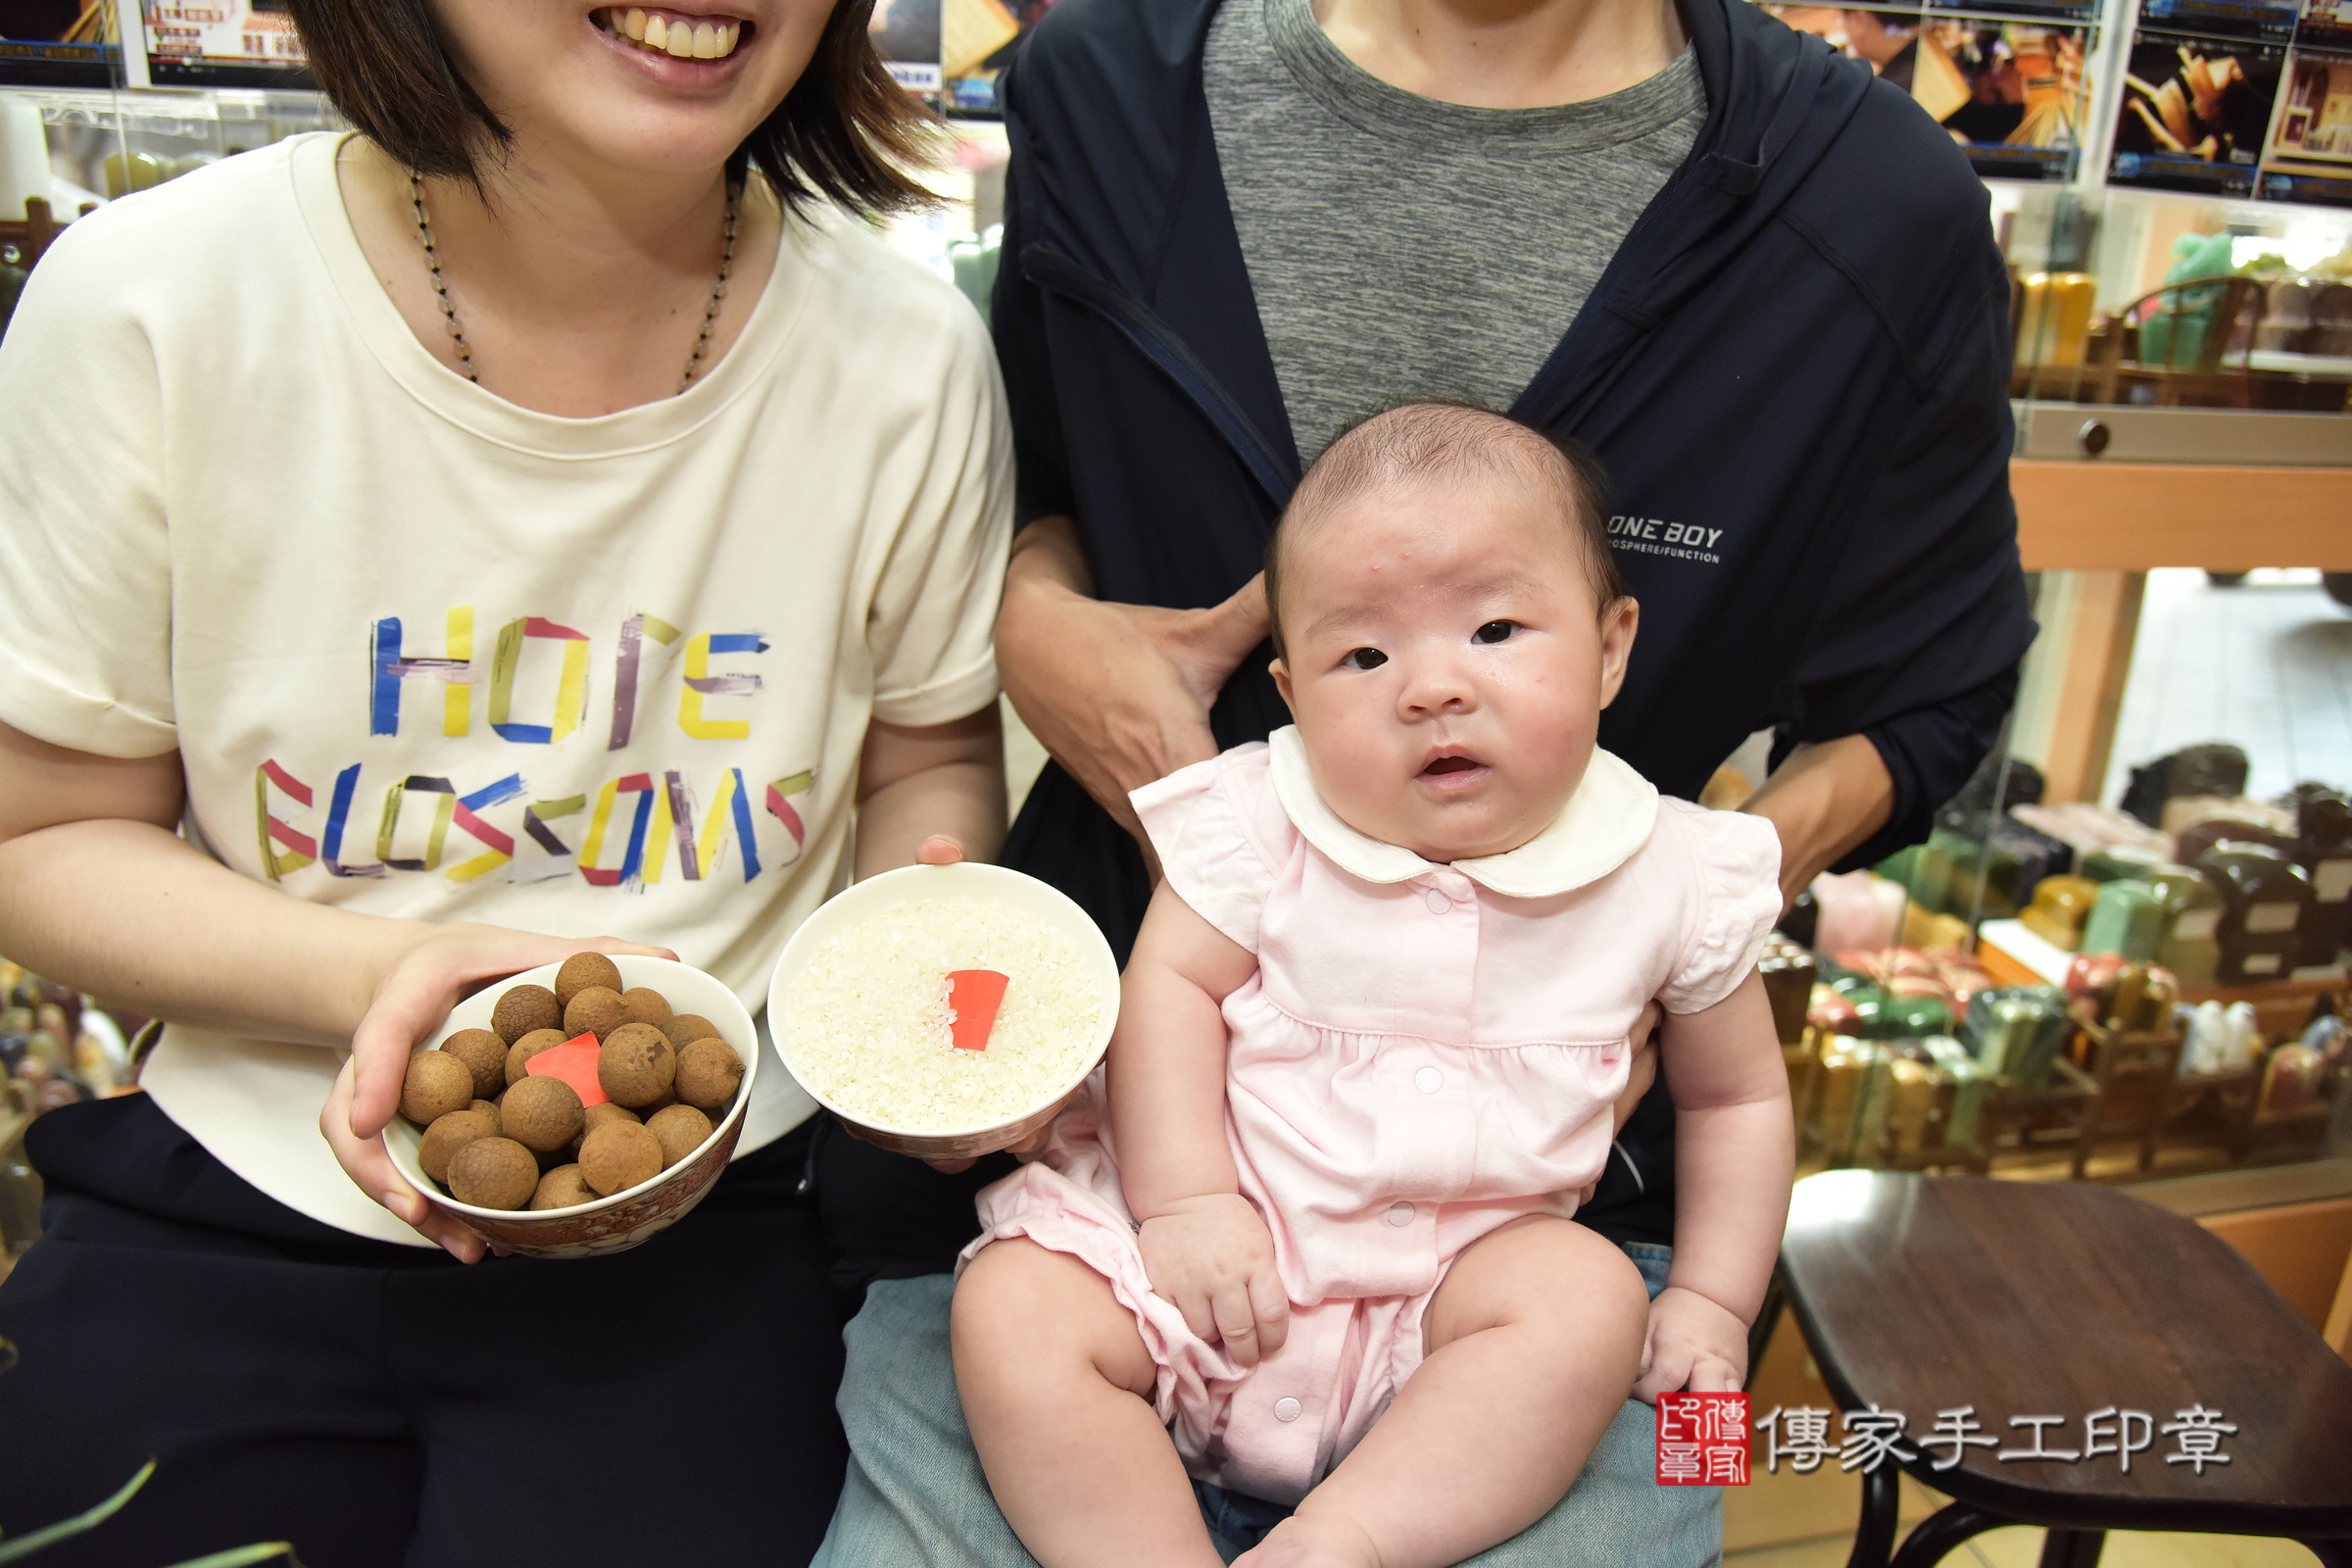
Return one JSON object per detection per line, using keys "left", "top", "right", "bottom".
{"left": 1274, "top": 1396, "right": 1302, "bottom": 1422}
{"left": 1415, "top": 1066, "right": 1443, "bottom": 1094}
{"left": 1387, "top": 1201, "right": 1415, "bottom": 1226}
{"left": 1424, "top": 888, "right": 1450, "bottom": 914}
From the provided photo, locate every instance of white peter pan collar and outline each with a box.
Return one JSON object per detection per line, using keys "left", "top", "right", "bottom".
{"left": 1266, "top": 725, "right": 1658, "bottom": 898}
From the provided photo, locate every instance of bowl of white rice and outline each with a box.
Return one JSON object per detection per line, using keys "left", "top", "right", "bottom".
{"left": 767, "top": 861, "right": 1119, "bottom": 1159}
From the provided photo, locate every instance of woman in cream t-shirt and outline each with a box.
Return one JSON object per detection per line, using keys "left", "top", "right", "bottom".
{"left": 0, "top": 3, "right": 1008, "bottom": 1563}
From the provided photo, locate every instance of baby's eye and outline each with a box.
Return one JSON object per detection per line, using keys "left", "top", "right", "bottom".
{"left": 1342, "top": 647, "right": 1389, "bottom": 670}
{"left": 1474, "top": 620, "right": 1519, "bottom": 644}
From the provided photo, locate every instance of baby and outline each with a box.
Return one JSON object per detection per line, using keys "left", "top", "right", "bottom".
{"left": 953, "top": 404, "right": 1794, "bottom": 1568}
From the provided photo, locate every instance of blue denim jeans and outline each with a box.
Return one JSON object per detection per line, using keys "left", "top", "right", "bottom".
{"left": 812, "top": 1241, "right": 1723, "bottom": 1568}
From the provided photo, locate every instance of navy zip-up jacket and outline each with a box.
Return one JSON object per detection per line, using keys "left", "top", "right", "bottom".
{"left": 991, "top": 0, "right": 2035, "bottom": 1245}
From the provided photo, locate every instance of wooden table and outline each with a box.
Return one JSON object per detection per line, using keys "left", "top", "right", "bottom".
{"left": 1775, "top": 1171, "right": 2352, "bottom": 1568}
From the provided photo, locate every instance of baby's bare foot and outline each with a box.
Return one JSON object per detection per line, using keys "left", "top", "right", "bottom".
{"left": 1233, "top": 1512, "right": 1383, "bottom": 1568}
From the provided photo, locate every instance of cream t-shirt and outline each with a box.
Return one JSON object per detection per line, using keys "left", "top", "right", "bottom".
{"left": 0, "top": 133, "right": 1012, "bottom": 1245}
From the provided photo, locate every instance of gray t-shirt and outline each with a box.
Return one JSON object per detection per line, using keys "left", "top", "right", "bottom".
{"left": 1203, "top": 0, "right": 1706, "bottom": 461}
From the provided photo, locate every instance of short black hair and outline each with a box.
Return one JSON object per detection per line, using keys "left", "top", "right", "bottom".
{"left": 287, "top": 0, "right": 941, "bottom": 218}
{"left": 1264, "top": 402, "right": 1629, "bottom": 660}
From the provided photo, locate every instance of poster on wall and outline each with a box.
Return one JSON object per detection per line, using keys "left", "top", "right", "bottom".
{"left": 2260, "top": 43, "right": 2352, "bottom": 203}
{"left": 2107, "top": 28, "right": 2286, "bottom": 193}
{"left": 1766, "top": 7, "right": 2093, "bottom": 179}
{"left": 0, "top": 0, "right": 120, "bottom": 88}
{"left": 141, "top": 0, "right": 309, "bottom": 86}
{"left": 869, "top": 0, "right": 942, "bottom": 99}
{"left": 942, "top": 0, "right": 1054, "bottom": 116}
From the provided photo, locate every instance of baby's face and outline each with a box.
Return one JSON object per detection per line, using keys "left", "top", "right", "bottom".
{"left": 1270, "top": 477, "right": 1638, "bottom": 863}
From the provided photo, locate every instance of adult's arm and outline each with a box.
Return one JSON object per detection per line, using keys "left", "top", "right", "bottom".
{"left": 854, "top": 707, "right": 1008, "bottom": 879}
{"left": 995, "top": 517, "right": 1268, "bottom": 865}
{"left": 983, "top": 95, "right": 1270, "bottom": 866}
{"left": 0, "top": 719, "right": 667, "bottom": 1258}
{"left": 1741, "top": 215, "right": 2033, "bottom": 898}
{"left": 1740, "top": 735, "right": 1892, "bottom": 908}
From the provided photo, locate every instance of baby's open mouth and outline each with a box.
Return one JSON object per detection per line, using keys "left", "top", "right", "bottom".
{"left": 1417, "top": 751, "right": 1490, "bottom": 785}
{"left": 600, "top": 6, "right": 750, "bottom": 60}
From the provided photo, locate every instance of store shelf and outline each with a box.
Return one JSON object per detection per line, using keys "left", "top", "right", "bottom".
{"left": 2013, "top": 460, "right": 2352, "bottom": 572}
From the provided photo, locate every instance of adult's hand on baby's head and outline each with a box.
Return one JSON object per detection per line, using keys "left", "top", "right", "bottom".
{"left": 1632, "top": 1285, "right": 1749, "bottom": 1403}
{"left": 328, "top": 923, "right": 677, "bottom": 1260}
{"left": 1138, "top": 1193, "right": 1291, "bottom": 1368}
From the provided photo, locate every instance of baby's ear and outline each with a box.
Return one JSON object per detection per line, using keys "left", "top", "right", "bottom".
{"left": 1270, "top": 658, "right": 1296, "bottom": 713}
{"left": 1597, "top": 597, "right": 1640, "bottom": 710}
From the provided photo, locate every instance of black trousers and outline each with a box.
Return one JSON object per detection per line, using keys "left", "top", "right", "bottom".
{"left": 0, "top": 1094, "right": 1009, "bottom": 1568}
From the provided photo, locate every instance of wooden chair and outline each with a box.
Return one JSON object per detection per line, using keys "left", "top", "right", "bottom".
{"left": 2106, "top": 276, "right": 2271, "bottom": 408}
{"left": 1773, "top": 1170, "right": 2352, "bottom": 1568}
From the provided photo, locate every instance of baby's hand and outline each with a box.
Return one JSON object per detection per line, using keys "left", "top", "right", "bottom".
{"left": 1138, "top": 1193, "right": 1290, "bottom": 1367}
{"left": 1633, "top": 1285, "right": 1749, "bottom": 1403}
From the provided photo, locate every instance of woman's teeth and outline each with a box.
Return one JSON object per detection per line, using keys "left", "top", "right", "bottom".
{"left": 609, "top": 7, "right": 743, "bottom": 59}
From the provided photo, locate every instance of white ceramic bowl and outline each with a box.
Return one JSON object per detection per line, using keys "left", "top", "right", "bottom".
{"left": 385, "top": 955, "right": 759, "bottom": 1258}
{"left": 766, "top": 861, "right": 1120, "bottom": 1159}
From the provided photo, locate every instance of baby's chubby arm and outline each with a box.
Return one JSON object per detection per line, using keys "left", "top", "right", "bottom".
{"left": 1109, "top": 878, "right": 1289, "bottom": 1367}
{"left": 1635, "top": 968, "right": 1794, "bottom": 1402}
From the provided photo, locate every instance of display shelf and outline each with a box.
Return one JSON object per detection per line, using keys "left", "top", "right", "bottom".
{"left": 2011, "top": 459, "right": 2352, "bottom": 569}
{"left": 0, "top": 194, "right": 91, "bottom": 269}
{"left": 2180, "top": 971, "right": 2351, "bottom": 1035}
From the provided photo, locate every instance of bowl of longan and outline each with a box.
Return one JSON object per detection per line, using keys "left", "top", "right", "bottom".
{"left": 383, "top": 953, "right": 757, "bottom": 1258}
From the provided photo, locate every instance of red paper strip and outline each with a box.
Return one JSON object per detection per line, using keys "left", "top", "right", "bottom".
{"left": 946, "top": 969, "right": 1008, "bottom": 1052}
{"left": 525, "top": 1031, "right": 610, "bottom": 1105}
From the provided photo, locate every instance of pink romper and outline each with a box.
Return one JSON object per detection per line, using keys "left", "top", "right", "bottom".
{"left": 961, "top": 727, "right": 1781, "bottom": 1504}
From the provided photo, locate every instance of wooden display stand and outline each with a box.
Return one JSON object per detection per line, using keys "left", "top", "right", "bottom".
{"left": 1978, "top": 1055, "right": 2100, "bottom": 1161}
{"left": 2068, "top": 1004, "right": 2184, "bottom": 1176}
{"left": 0, "top": 196, "right": 96, "bottom": 271}
{"left": 2181, "top": 973, "right": 2349, "bottom": 1040}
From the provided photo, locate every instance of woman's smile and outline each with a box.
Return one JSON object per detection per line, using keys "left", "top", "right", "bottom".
{"left": 597, "top": 6, "right": 755, "bottom": 70}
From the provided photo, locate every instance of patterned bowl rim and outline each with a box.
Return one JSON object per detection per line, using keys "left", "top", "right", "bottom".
{"left": 765, "top": 861, "right": 1120, "bottom": 1142}
{"left": 386, "top": 954, "right": 760, "bottom": 1225}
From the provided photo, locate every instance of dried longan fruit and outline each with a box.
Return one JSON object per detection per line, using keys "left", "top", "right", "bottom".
{"left": 646, "top": 1103, "right": 713, "bottom": 1168}
{"left": 468, "top": 1099, "right": 499, "bottom": 1116}
{"left": 530, "top": 1164, "right": 599, "bottom": 1211}
{"left": 419, "top": 1106, "right": 501, "bottom": 1183}
{"left": 620, "top": 987, "right": 672, "bottom": 1025}
{"left": 401, "top": 1051, "right": 476, "bottom": 1126}
{"left": 438, "top": 1028, "right": 508, "bottom": 1100}
{"left": 491, "top": 984, "right": 561, "bottom": 1044}
{"left": 448, "top": 1136, "right": 538, "bottom": 1210}
{"left": 659, "top": 1013, "right": 718, "bottom": 1051}
{"left": 674, "top": 1037, "right": 744, "bottom": 1110}
{"left": 554, "top": 953, "right": 623, "bottom": 1010}
{"left": 598, "top": 1022, "right": 676, "bottom": 1108}
{"left": 505, "top": 1028, "right": 569, "bottom": 1087}
{"left": 564, "top": 986, "right": 628, "bottom": 1041}
{"left": 581, "top": 1101, "right": 642, "bottom": 1135}
{"left": 573, "top": 1101, "right": 640, "bottom": 1154}
{"left": 500, "top": 1074, "right": 585, "bottom": 1154}
{"left": 579, "top": 1121, "right": 663, "bottom": 1196}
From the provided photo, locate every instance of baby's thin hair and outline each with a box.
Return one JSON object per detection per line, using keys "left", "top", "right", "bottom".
{"left": 1264, "top": 402, "right": 1629, "bottom": 659}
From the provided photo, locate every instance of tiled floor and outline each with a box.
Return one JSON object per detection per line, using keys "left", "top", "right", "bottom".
{"left": 2101, "top": 568, "right": 2352, "bottom": 806}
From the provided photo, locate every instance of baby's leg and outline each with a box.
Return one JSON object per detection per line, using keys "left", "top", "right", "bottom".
{"left": 953, "top": 1238, "right": 1224, "bottom": 1568}
{"left": 1246, "top": 1216, "right": 1650, "bottom": 1568}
